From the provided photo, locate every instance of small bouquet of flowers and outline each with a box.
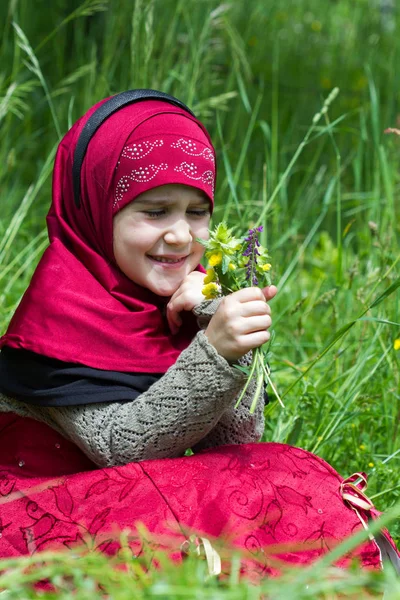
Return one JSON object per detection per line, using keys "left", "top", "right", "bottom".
{"left": 198, "top": 222, "right": 283, "bottom": 413}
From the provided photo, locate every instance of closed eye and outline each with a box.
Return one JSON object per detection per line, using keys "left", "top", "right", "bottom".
{"left": 187, "top": 209, "right": 210, "bottom": 217}
{"left": 142, "top": 209, "right": 166, "bottom": 218}
{"left": 142, "top": 208, "right": 210, "bottom": 218}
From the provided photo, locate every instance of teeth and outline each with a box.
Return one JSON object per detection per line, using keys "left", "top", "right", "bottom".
{"left": 152, "top": 257, "right": 183, "bottom": 264}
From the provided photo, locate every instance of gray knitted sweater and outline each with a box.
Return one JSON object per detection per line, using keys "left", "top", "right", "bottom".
{"left": 0, "top": 301, "right": 264, "bottom": 467}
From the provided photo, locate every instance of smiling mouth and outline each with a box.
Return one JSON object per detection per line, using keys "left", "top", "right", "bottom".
{"left": 148, "top": 255, "right": 188, "bottom": 264}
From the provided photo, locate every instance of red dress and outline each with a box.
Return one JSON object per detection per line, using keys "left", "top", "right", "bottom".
{"left": 1, "top": 413, "right": 397, "bottom": 576}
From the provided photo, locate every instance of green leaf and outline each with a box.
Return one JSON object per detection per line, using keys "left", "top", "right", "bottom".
{"left": 196, "top": 236, "right": 208, "bottom": 248}
{"left": 358, "top": 317, "right": 400, "bottom": 327}
{"left": 369, "top": 276, "right": 400, "bottom": 309}
{"left": 287, "top": 417, "right": 304, "bottom": 446}
{"left": 221, "top": 254, "right": 230, "bottom": 275}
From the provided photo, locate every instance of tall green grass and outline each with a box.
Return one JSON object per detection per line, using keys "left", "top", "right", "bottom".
{"left": 0, "top": 0, "right": 399, "bottom": 595}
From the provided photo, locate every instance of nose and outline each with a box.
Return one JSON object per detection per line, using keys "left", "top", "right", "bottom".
{"left": 163, "top": 218, "right": 193, "bottom": 246}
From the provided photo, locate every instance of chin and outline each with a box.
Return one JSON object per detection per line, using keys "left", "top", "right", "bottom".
{"left": 155, "top": 289, "right": 175, "bottom": 297}
{"left": 152, "top": 284, "right": 180, "bottom": 297}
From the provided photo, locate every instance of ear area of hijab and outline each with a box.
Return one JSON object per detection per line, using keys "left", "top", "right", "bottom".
{"left": 72, "top": 89, "right": 195, "bottom": 209}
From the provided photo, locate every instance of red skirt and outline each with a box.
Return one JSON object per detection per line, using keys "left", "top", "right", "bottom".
{"left": 0, "top": 413, "right": 398, "bottom": 576}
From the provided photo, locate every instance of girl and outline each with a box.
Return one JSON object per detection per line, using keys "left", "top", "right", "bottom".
{"left": 0, "top": 90, "right": 398, "bottom": 575}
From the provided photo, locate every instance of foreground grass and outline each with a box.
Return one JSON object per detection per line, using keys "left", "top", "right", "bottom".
{"left": 0, "top": 0, "right": 399, "bottom": 595}
{"left": 0, "top": 539, "right": 400, "bottom": 599}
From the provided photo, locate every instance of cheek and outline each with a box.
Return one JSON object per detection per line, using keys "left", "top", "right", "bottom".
{"left": 195, "top": 221, "right": 210, "bottom": 242}
{"left": 120, "top": 223, "right": 148, "bottom": 251}
{"left": 113, "top": 225, "right": 145, "bottom": 269}
{"left": 193, "top": 225, "right": 209, "bottom": 261}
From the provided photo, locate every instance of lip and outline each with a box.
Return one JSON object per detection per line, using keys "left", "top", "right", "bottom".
{"left": 147, "top": 254, "right": 189, "bottom": 269}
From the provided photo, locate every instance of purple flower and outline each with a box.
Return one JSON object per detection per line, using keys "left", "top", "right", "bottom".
{"left": 243, "top": 226, "right": 263, "bottom": 285}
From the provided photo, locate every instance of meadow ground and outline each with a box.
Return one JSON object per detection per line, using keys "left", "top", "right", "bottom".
{"left": 0, "top": 0, "right": 399, "bottom": 596}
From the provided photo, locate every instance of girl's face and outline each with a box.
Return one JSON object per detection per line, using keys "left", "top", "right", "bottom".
{"left": 113, "top": 184, "right": 211, "bottom": 296}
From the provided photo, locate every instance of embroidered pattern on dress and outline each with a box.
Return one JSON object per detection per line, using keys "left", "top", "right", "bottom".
{"left": 171, "top": 139, "right": 215, "bottom": 164}
{"left": 174, "top": 162, "right": 214, "bottom": 191}
{"left": 121, "top": 140, "right": 163, "bottom": 160}
{"left": 114, "top": 163, "right": 168, "bottom": 206}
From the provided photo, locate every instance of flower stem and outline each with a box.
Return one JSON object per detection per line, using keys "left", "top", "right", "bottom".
{"left": 260, "top": 359, "right": 285, "bottom": 408}
{"left": 234, "top": 350, "right": 258, "bottom": 408}
{"left": 249, "top": 354, "right": 265, "bottom": 414}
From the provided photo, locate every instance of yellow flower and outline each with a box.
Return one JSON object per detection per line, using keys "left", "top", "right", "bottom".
{"left": 202, "top": 282, "right": 219, "bottom": 299}
{"left": 203, "top": 268, "right": 216, "bottom": 284}
{"left": 228, "top": 263, "right": 236, "bottom": 271}
{"left": 359, "top": 444, "right": 366, "bottom": 451}
{"left": 368, "top": 462, "right": 374, "bottom": 468}
{"left": 394, "top": 339, "right": 400, "bottom": 351}
{"left": 261, "top": 263, "right": 272, "bottom": 272}
{"left": 208, "top": 252, "right": 223, "bottom": 267}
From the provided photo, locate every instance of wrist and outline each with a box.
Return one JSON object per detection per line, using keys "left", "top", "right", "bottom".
{"left": 203, "top": 329, "right": 243, "bottom": 364}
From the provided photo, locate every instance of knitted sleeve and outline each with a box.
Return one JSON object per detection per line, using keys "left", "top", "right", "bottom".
{"left": 192, "top": 300, "right": 265, "bottom": 451}
{"left": 192, "top": 353, "right": 265, "bottom": 452}
{"left": 0, "top": 332, "right": 249, "bottom": 466}
{"left": 0, "top": 301, "right": 266, "bottom": 466}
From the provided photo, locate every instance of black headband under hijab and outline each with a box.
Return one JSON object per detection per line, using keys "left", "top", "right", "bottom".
{"left": 72, "top": 89, "right": 195, "bottom": 209}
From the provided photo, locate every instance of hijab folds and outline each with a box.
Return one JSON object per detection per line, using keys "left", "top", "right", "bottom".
{"left": 0, "top": 93, "right": 216, "bottom": 373}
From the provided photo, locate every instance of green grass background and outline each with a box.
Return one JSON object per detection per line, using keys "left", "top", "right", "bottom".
{"left": 0, "top": 0, "right": 399, "bottom": 596}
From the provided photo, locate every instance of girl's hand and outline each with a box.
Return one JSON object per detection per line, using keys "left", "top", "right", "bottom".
{"left": 205, "top": 285, "right": 277, "bottom": 362}
{"left": 167, "top": 271, "right": 206, "bottom": 334}
{"left": 262, "top": 285, "right": 278, "bottom": 303}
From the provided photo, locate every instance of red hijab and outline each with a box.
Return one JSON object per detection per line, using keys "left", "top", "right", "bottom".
{"left": 0, "top": 96, "right": 216, "bottom": 373}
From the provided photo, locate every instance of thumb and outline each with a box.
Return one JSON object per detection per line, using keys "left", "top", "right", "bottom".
{"left": 262, "top": 285, "right": 278, "bottom": 301}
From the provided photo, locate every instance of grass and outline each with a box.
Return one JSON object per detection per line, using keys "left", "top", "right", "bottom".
{"left": 0, "top": 546, "right": 400, "bottom": 599}
{"left": 0, "top": 0, "right": 399, "bottom": 596}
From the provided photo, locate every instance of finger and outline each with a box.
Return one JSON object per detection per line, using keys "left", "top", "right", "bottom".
{"left": 167, "top": 303, "right": 183, "bottom": 327}
{"left": 167, "top": 315, "right": 181, "bottom": 335}
{"left": 190, "top": 271, "right": 207, "bottom": 283}
{"left": 240, "top": 301, "right": 271, "bottom": 317}
{"left": 167, "top": 317, "right": 181, "bottom": 335}
{"left": 240, "top": 330, "right": 271, "bottom": 349}
{"left": 231, "top": 287, "right": 266, "bottom": 303}
{"left": 169, "top": 322, "right": 179, "bottom": 335}
{"left": 262, "top": 285, "right": 278, "bottom": 301}
{"left": 239, "top": 315, "right": 272, "bottom": 334}
{"left": 166, "top": 302, "right": 183, "bottom": 334}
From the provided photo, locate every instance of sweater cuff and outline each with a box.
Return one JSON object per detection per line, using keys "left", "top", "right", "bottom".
{"left": 192, "top": 298, "right": 221, "bottom": 330}
{"left": 195, "top": 330, "right": 245, "bottom": 384}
